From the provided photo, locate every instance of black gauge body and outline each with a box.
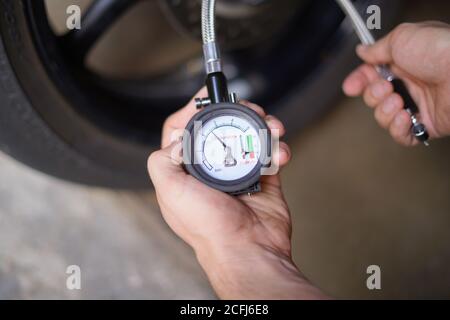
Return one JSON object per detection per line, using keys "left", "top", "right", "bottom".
{"left": 183, "top": 102, "right": 271, "bottom": 195}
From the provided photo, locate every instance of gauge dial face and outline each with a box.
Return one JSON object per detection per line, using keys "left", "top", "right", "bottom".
{"left": 194, "top": 115, "right": 262, "bottom": 181}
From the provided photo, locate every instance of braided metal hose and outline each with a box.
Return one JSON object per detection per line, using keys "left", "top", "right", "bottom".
{"left": 201, "top": 0, "right": 222, "bottom": 74}
{"left": 202, "top": 0, "right": 216, "bottom": 44}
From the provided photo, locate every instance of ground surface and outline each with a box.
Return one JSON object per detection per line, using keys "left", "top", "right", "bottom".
{"left": 0, "top": 0, "right": 449, "bottom": 299}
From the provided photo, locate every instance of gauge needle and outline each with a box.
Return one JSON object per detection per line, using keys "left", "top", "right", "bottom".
{"left": 212, "top": 132, "right": 228, "bottom": 150}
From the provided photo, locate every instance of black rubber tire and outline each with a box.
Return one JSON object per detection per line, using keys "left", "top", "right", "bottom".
{"left": 0, "top": 0, "right": 152, "bottom": 189}
{"left": 0, "top": 0, "right": 401, "bottom": 189}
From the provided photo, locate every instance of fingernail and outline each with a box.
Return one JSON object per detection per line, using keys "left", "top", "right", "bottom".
{"left": 382, "top": 96, "right": 396, "bottom": 114}
{"left": 265, "top": 115, "right": 276, "bottom": 127}
{"left": 265, "top": 115, "right": 274, "bottom": 121}
{"left": 372, "top": 82, "right": 388, "bottom": 99}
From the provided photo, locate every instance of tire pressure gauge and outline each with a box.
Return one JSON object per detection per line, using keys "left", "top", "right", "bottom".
{"left": 183, "top": 102, "right": 271, "bottom": 195}
{"left": 182, "top": 0, "right": 271, "bottom": 195}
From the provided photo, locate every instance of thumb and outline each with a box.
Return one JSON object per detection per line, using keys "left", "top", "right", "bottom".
{"left": 356, "top": 33, "right": 393, "bottom": 65}
{"left": 147, "top": 140, "right": 187, "bottom": 190}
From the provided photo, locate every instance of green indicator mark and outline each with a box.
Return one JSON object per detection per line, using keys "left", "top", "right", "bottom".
{"left": 246, "top": 135, "right": 254, "bottom": 152}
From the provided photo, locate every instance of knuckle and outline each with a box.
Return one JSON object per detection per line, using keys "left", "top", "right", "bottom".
{"left": 390, "top": 23, "right": 416, "bottom": 46}
{"left": 161, "top": 122, "right": 172, "bottom": 137}
{"left": 253, "top": 105, "right": 266, "bottom": 116}
{"left": 391, "top": 93, "right": 404, "bottom": 110}
{"left": 394, "top": 23, "right": 416, "bottom": 38}
{"left": 363, "top": 88, "right": 377, "bottom": 107}
{"left": 163, "top": 114, "right": 175, "bottom": 128}
{"left": 388, "top": 124, "right": 399, "bottom": 138}
{"left": 391, "top": 132, "right": 408, "bottom": 146}
{"left": 242, "top": 100, "right": 265, "bottom": 114}
{"left": 147, "top": 150, "right": 162, "bottom": 170}
{"left": 389, "top": 124, "right": 409, "bottom": 146}
{"left": 265, "top": 114, "right": 280, "bottom": 124}
{"left": 396, "top": 22, "right": 414, "bottom": 32}
{"left": 374, "top": 108, "right": 388, "bottom": 129}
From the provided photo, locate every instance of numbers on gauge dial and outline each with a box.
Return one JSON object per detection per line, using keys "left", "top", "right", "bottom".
{"left": 194, "top": 115, "right": 261, "bottom": 181}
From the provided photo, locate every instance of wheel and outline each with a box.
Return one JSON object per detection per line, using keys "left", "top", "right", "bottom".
{"left": 0, "top": 0, "right": 402, "bottom": 188}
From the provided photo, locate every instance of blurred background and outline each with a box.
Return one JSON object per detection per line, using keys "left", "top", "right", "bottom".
{"left": 0, "top": 0, "right": 449, "bottom": 299}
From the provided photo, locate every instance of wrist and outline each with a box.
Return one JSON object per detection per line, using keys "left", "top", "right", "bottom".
{"left": 194, "top": 241, "right": 328, "bottom": 300}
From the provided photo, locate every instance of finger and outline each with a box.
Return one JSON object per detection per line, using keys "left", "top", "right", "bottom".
{"left": 419, "top": 20, "right": 450, "bottom": 28}
{"left": 343, "top": 64, "right": 380, "bottom": 97}
{"left": 258, "top": 174, "right": 282, "bottom": 191}
{"left": 356, "top": 33, "right": 393, "bottom": 65}
{"left": 165, "top": 128, "right": 186, "bottom": 146}
{"left": 147, "top": 140, "right": 187, "bottom": 191}
{"left": 265, "top": 115, "right": 286, "bottom": 138}
{"left": 277, "top": 141, "right": 291, "bottom": 168}
{"left": 239, "top": 100, "right": 266, "bottom": 118}
{"left": 240, "top": 101, "right": 285, "bottom": 137}
{"left": 162, "top": 87, "right": 208, "bottom": 148}
{"left": 363, "top": 79, "right": 393, "bottom": 108}
{"left": 258, "top": 141, "right": 291, "bottom": 188}
{"left": 389, "top": 111, "right": 417, "bottom": 146}
{"left": 373, "top": 93, "right": 404, "bottom": 129}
